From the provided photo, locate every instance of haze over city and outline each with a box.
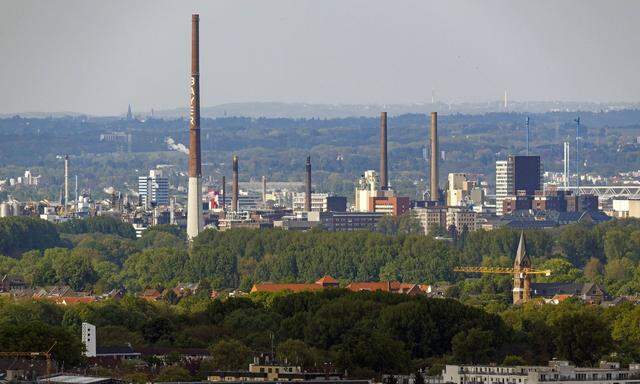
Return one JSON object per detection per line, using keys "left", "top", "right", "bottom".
{"left": 2, "top": 0, "right": 640, "bottom": 115}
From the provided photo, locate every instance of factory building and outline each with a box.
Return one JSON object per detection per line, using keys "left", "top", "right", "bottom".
{"left": 138, "top": 169, "right": 169, "bottom": 206}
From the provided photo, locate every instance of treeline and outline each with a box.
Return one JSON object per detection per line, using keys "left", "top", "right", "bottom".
{"left": 0, "top": 217, "right": 639, "bottom": 300}
{"left": 1, "top": 290, "right": 640, "bottom": 380}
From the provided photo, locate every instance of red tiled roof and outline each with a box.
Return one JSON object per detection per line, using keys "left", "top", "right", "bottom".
{"left": 346, "top": 282, "right": 392, "bottom": 292}
{"left": 251, "top": 283, "right": 323, "bottom": 293}
{"left": 315, "top": 275, "right": 339, "bottom": 285}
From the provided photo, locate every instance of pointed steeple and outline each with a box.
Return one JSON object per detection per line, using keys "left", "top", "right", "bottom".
{"left": 514, "top": 231, "right": 531, "bottom": 269}
{"left": 126, "top": 104, "right": 133, "bottom": 120}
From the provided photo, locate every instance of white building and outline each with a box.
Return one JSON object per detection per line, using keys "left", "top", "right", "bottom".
{"left": 443, "top": 362, "right": 640, "bottom": 384}
{"left": 82, "top": 322, "right": 97, "bottom": 357}
{"left": 138, "top": 169, "right": 169, "bottom": 206}
{"left": 495, "top": 160, "right": 512, "bottom": 216}
{"left": 611, "top": 199, "right": 640, "bottom": 219}
{"left": 293, "top": 192, "right": 328, "bottom": 212}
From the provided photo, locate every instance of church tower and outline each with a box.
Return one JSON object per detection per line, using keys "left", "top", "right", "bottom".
{"left": 513, "top": 232, "right": 532, "bottom": 304}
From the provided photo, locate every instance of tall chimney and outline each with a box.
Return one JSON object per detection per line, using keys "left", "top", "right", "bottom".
{"left": 221, "top": 175, "right": 226, "bottom": 211}
{"left": 232, "top": 155, "right": 239, "bottom": 212}
{"left": 186, "top": 14, "right": 203, "bottom": 240}
{"left": 380, "top": 112, "right": 388, "bottom": 190}
{"left": 262, "top": 176, "right": 267, "bottom": 203}
{"left": 305, "top": 156, "right": 312, "bottom": 212}
{"left": 430, "top": 112, "right": 439, "bottom": 203}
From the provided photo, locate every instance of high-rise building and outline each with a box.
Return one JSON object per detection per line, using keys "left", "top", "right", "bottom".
{"left": 138, "top": 169, "right": 169, "bottom": 207}
{"left": 495, "top": 155, "right": 541, "bottom": 216}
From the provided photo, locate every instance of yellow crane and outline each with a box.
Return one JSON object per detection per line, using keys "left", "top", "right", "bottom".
{"left": 453, "top": 266, "right": 551, "bottom": 276}
{"left": 454, "top": 232, "right": 551, "bottom": 304}
{"left": 0, "top": 342, "right": 57, "bottom": 377}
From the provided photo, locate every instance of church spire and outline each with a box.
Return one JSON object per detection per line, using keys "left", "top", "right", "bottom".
{"left": 514, "top": 231, "right": 531, "bottom": 269}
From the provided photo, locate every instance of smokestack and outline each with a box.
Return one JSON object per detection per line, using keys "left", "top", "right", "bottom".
{"left": 262, "top": 176, "right": 267, "bottom": 203}
{"left": 186, "top": 14, "right": 203, "bottom": 240}
{"left": 430, "top": 112, "right": 439, "bottom": 203}
{"left": 64, "top": 155, "right": 69, "bottom": 210}
{"left": 232, "top": 155, "right": 239, "bottom": 212}
{"left": 221, "top": 175, "right": 226, "bottom": 211}
{"left": 380, "top": 112, "right": 388, "bottom": 190}
{"left": 305, "top": 156, "right": 312, "bottom": 212}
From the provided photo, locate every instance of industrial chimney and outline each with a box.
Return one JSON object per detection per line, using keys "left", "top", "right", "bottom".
{"left": 63, "top": 155, "right": 69, "bottom": 210}
{"left": 380, "top": 112, "right": 388, "bottom": 190}
{"left": 262, "top": 176, "right": 267, "bottom": 203}
{"left": 430, "top": 112, "right": 439, "bottom": 203}
{"left": 186, "top": 14, "right": 203, "bottom": 240}
{"left": 221, "top": 175, "right": 226, "bottom": 211}
{"left": 305, "top": 156, "right": 312, "bottom": 212}
{"left": 232, "top": 155, "right": 239, "bottom": 212}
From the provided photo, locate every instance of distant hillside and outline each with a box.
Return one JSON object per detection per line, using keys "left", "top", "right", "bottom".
{"left": 153, "top": 101, "right": 640, "bottom": 119}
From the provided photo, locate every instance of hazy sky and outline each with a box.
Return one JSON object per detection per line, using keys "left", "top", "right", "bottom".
{"left": 2, "top": 0, "right": 640, "bottom": 115}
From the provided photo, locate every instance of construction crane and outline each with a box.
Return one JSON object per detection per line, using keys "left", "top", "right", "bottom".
{"left": 453, "top": 266, "right": 551, "bottom": 276}
{"left": 0, "top": 342, "right": 57, "bottom": 377}
{"left": 454, "top": 233, "right": 551, "bottom": 304}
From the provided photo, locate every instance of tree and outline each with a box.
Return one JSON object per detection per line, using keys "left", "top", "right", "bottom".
{"left": 209, "top": 339, "right": 252, "bottom": 370}
{"left": 451, "top": 328, "right": 494, "bottom": 364}
{"left": 551, "top": 308, "right": 612, "bottom": 366}
{"left": 155, "top": 366, "right": 192, "bottom": 382}
{"left": 276, "top": 339, "right": 318, "bottom": 369}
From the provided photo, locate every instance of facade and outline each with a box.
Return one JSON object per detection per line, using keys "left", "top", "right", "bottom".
{"left": 292, "top": 194, "right": 346, "bottom": 212}
{"left": 611, "top": 199, "right": 640, "bottom": 218}
{"left": 413, "top": 206, "right": 447, "bottom": 235}
{"left": 446, "top": 207, "right": 477, "bottom": 231}
{"left": 495, "top": 160, "right": 511, "bottom": 216}
{"left": 320, "top": 211, "right": 384, "bottom": 232}
{"left": 443, "top": 362, "right": 640, "bottom": 384}
{"left": 138, "top": 169, "right": 169, "bottom": 207}
{"left": 370, "top": 196, "right": 411, "bottom": 216}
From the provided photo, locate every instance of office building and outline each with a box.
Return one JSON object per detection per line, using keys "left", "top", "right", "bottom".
{"left": 496, "top": 155, "right": 541, "bottom": 216}
{"left": 138, "top": 169, "right": 169, "bottom": 206}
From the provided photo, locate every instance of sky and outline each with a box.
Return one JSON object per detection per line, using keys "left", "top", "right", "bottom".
{"left": 1, "top": 0, "right": 640, "bottom": 115}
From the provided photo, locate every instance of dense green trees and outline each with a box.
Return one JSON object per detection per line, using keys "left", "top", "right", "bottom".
{"left": 0, "top": 217, "right": 61, "bottom": 257}
{"left": 0, "top": 289, "right": 637, "bottom": 378}
{"left": 58, "top": 216, "right": 136, "bottom": 239}
{"left": 2, "top": 217, "right": 640, "bottom": 300}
